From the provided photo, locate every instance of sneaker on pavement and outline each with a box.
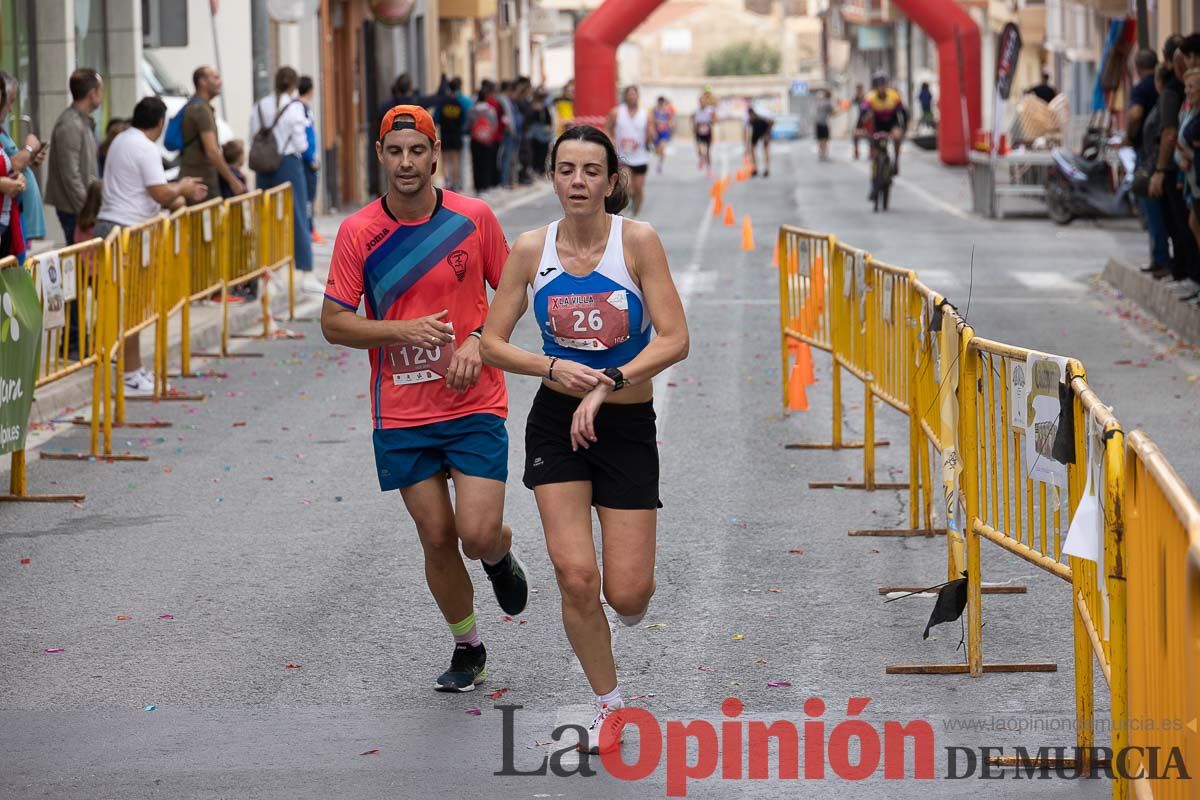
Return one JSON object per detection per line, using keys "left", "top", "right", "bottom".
{"left": 434, "top": 642, "right": 487, "bottom": 692}
{"left": 123, "top": 368, "right": 155, "bottom": 397}
{"left": 300, "top": 273, "right": 326, "bottom": 294}
{"left": 578, "top": 704, "right": 625, "bottom": 754}
{"left": 483, "top": 550, "right": 529, "bottom": 616}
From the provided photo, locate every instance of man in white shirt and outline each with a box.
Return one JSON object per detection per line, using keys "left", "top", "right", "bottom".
{"left": 248, "top": 66, "right": 319, "bottom": 293}
{"left": 96, "top": 96, "right": 208, "bottom": 395}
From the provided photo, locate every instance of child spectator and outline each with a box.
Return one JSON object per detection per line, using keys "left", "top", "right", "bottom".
{"left": 74, "top": 180, "right": 103, "bottom": 243}
{"left": 220, "top": 139, "right": 247, "bottom": 198}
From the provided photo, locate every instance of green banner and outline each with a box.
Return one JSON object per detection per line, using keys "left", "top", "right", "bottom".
{"left": 0, "top": 265, "right": 42, "bottom": 456}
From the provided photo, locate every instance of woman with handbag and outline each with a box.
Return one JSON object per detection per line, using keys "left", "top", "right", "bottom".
{"left": 248, "top": 66, "right": 318, "bottom": 293}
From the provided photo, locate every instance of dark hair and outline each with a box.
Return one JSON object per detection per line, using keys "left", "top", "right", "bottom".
{"left": 1182, "top": 33, "right": 1200, "bottom": 56}
{"left": 449, "top": 77, "right": 462, "bottom": 92}
{"left": 1136, "top": 48, "right": 1159, "bottom": 71}
{"left": 1041, "top": 71, "right": 1051, "bottom": 82}
{"left": 192, "top": 66, "right": 211, "bottom": 90}
{"left": 392, "top": 73, "right": 412, "bottom": 97}
{"left": 298, "top": 75, "right": 314, "bottom": 96}
{"left": 69, "top": 68, "right": 101, "bottom": 101}
{"left": 500, "top": 80, "right": 512, "bottom": 92}
{"left": 549, "top": 125, "right": 629, "bottom": 215}
{"left": 130, "top": 96, "right": 168, "bottom": 130}
{"left": 222, "top": 139, "right": 244, "bottom": 165}
{"left": 1165, "top": 34, "right": 1184, "bottom": 63}
{"left": 77, "top": 180, "right": 103, "bottom": 232}
{"left": 1156, "top": 63, "right": 1173, "bottom": 84}
{"left": 274, "top": 66, "right": 299, "bottom": 96}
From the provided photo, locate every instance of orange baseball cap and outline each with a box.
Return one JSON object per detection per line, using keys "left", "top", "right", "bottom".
{"left": 379, "top": 104, "right": 438, "bottom": 143}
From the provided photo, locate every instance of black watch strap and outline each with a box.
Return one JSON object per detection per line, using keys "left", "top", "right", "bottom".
{"left": 603, "top": 367, "right": 626, "bottom": 390}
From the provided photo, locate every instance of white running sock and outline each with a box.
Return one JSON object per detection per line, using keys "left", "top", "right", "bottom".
{"left": 596, "top": 687, "right": 623, "bottom": 710}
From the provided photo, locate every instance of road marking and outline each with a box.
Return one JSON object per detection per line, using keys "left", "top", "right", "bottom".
{"left": 1011, "top": 271, "right": 1084, "bottom": 291}
{"left": 840, "top": 150, "right": 974, "bottom": 221}
{"left": 675, "top": 270, "right": 718, "bottom": 295}
{"left": 916, "top": 269, "right": 961, "bottom": 289}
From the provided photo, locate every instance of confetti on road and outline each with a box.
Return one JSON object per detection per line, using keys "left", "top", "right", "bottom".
{"left": 767, "top": 681, "right": 792, "bottom": 687}
{"left": 232, "top": 421, "right": 247, "bottom": 427}
{"left": 360, "top": 749, "right": 380, "bottom": 756}
{"left": 788, "top": 549, "right": 804, "bottom": 554}
{"left": 697, "top": 665, "right": 715, "bottom": 672}
{"left": 465, "top": 709, "right": 482, "bottom": 716}
{"left": 769, "top": 588, "right": 782, "bottom": 593}
{"left": 144, "top": 705, "right": 157, "bottom": 711}
{"left": 644, "top": 622, "right": 667, "bottom": 629}
{"left": 285, "top": 663, "right": 302, "bottom": 669}
{"left": 158, "top": 614, "right": 174, "bottom": 620}
{"left": 43, "top": 648, "right": 64, "bottom": 654}
{"left": 19, "top": 558, "right": 30, "bottom": 565}
{"left": 116, "top": 615, "right": 130, "bottom": 621}
{"left": 488, "top": 688, "right": 510, "bottom": 701}
{"left": 732, "top": 634, "right": 745, "bottom": 641}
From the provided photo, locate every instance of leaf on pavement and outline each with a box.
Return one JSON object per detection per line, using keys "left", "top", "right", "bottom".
{"left": 360, "top": 748, "right": 380, "bottom": 755}
{"left": 488, "top": 688, "right": 510, "bottom": 701}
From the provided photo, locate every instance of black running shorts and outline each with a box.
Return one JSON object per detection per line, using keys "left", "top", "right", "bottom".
{"left": 628, "top": 163, "right": 649, "bottom": 176}
{"left": 523, "top": 386, "right": 661, "bottom": 510}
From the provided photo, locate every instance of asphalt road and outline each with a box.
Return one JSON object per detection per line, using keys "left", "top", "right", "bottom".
{"left": 0, "top": 137, "right": 1176, "bottom": 799}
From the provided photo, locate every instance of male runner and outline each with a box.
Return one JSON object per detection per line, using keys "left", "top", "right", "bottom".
{"left": 652, "top": 96, "right": 675, "bottom": 174}
{"left": 605, "top": 85, "right": 654, "bottom": 215}
{"left": 321, "top": 105, "right": 528, "bottom": 693}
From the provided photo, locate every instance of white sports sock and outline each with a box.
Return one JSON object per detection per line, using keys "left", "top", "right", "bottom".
{"left": 596, "top": 687, "right": 623, "bottom": 710}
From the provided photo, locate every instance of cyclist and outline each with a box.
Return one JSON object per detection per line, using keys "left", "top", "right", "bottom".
{"left": 862, "top": 71, "right": 908, "bottom": 175}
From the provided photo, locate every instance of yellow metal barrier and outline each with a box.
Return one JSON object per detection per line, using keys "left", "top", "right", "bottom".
{"left": 776, "top": 224, "right": 1200, "bottom": 797}
{"left": 223, "top": 190, "right": 267, "bottom": 352}
{"left": 1122, "top": 430, "right": 1200, "bottom": 799}
{"left": 110, "top": 217, "right": 171, "bottom": 430}
{"left": 260, "top": 184, "right": 296, "bottom": 321}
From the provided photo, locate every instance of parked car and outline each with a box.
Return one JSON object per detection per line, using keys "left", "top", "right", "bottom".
{"left": 141, "top": 52, "right": 233, "bottom": 177}
{"left": 771, "top": 113, "right": 803, "bottom": 140}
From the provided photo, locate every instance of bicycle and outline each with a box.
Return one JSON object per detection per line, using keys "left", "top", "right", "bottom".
{"left": 869, "top": 132, "right": 893, "bottom": 212}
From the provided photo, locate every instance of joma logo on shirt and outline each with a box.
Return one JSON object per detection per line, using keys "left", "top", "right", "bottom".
{"left": 365, "top": 229, "right": 389, "bottom": 252}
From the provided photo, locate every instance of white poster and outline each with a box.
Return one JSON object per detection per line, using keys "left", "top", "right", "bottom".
{"left": 242, "top": 202, "right": 253, "bottom": 232}
{"left": 843, "top": 252, "right": 853, "bottom": 298}
{"left": 141, "top": 232, "right": 151, "bottom": 266}
{"left": 1024, "top": 351, "right": 1070, "bottom": 488}
{"left": 275, "top": 192, "right": 284, "bottom": 220}
{"left": 173, "top": 219, "right": 181, "bottom": 255}
{"left": 202, "top": 209, "right": 213, "bottom": 243}
{"left": 60, "top": 255, "right": 77, "bottom": 302}
{"left": 1009, "top": 359, "right": 1027, "bottom": 429}
{"left": 882, "top": 274, "right": 893, "bottom": 323}
{"left": 38, "top": 253, "right": 65, "bottom": 330}
{"left": 1062, "top": 408, "right": 1109, "bottom": 636}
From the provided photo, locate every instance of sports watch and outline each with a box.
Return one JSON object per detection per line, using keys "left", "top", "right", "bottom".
{"left": 602, "top": 367, "right": 626, "bottom": 391}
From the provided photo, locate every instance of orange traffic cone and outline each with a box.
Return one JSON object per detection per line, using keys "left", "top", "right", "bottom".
{"left": 798, "top": 341, "right": 816, "bottom": 385}
{"left": 788, "top": 246, "right": 799, "bottom": 275}
{"left": 813, "top": 258, "right": 826, "bottom": 311}
{"left": 723, "top": 205, "right": 736, "bottom": 227}
{"left": 741, "top": 215, "right": 755, "bottom": 251}
{"left": 713, "top": 193, "right": 724, "bottom": 218}
{"left": 772, "top": 238, "right": 780, "bottom": 268}
{"left": 787, "top": 360, "right": 809, "bottom": 411}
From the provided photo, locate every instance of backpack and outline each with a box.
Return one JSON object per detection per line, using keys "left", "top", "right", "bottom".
{"left": 470, "top": 102, "right": 499, "bottom": 145}
{"left": 164, "top": 96, "right": 203, "bottom": 152}
{"left": 248, "top": 98, "right": 299, "bottom": 174}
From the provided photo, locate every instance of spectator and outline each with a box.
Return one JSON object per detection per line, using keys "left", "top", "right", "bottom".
{"left": 1178, "top": 69, "right": 1200, "bottom": 244}
{"left": 527, "top": 88, "right": 553, "bottom": 176}
{"left": 469, "top": 80, "right": 502, "bottom": 192}
{"left": 852, "top": 83, "right": 867, "bottom": 159}
{"left": 496, "top": 81, "right": 519, "bottom": 188}
{"left": 433, "top": 77, "right": 466, "bottom": 192}
{"left": 179, "top": 65, "right": 246, "bottom": 203}
{"left": 249, "top": 66, "right": 318, "bottom": 293}
{"left": 219, "top": 140, "right": 247, "bottom": 198}
{"left": 453, "top": 77, "right": 474, "bottom": 189}
{"left": 1127, "top": 48, "right": 1168, "bottom": 278}
{"left": 95, "top": 96, "right": 207, "bottom": 395}
{"left": 514, "top": 77, "right": 534, "bottom": 184}
{"left": 0, "top": 150, "right": 26, "bottom": 261}
{"left": 814, "top": 89, "right": 834, "bottom": 162}
{"left": 44, "top": 68, "right": 102, "bottom": 244}
{"left": 74, "top": 180, "right": 102, "bottom": 244}
{"left": 1148, "top": 35, "right": 1200, "bottom": 295}
{"left": 98, "top": 118, "right": 128, "bottom": 177}
{"left": 0, "top": 72, "right": 46, "bottom": 248}
{"left": 1026, "top": 72, "right": 1057, "bottom": 103}
{"left": 917, "top": 81, "right": 935, "bottom": 128}
{"left": 297, "top": 74, "right": 322, "bottom": 244}
{"left": 553, "top": 79, "right": 574, "bottom": 136}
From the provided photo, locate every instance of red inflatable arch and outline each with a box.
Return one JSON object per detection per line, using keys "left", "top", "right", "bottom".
{"left": 574, "top": 0, "right": 980, "bottom": 165}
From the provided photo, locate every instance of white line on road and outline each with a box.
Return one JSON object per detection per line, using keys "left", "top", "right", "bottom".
{"left": 1011, "top": 271, "right": 1085, "bottom": 291}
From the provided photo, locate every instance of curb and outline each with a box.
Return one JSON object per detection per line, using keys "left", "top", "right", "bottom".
{"left": 1101, "top": 258, "right": 1200, "bottom": 347}
{"left": 28, "top": 286, "right": 322, "bottom": 428}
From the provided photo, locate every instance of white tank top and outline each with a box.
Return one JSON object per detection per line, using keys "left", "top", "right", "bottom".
{"left": 615, "top": 104, "right": 650, "bottom": 167}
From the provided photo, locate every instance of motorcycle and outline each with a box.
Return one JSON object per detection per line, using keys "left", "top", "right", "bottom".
{"left": 1044, "top": 132, "right": 1137, "bottom": 225}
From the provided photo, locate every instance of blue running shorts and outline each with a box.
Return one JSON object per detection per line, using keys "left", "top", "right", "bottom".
{"left": 373, "top": 413, "right": 509, "bottom": 491}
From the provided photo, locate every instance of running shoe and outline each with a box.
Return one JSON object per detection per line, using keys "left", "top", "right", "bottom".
{"left": 434, "top": 642, "right": 487, "bottom": 692}
{"left": 578, "top": 704, "right": 625, "bottom": 754}
{"left": 483, "top": 550, "right": 529, "bottom": 616}
{"left": 122, "top": 368, "right": 155, "bottom": 397}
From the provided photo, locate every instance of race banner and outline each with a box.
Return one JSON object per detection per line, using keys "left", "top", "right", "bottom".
{"left": 0, "top": 264, "right": 43, "bottom": 455}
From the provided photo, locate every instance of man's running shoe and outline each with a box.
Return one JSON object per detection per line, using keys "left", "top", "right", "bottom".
{"left": 578, "top": 704, "right": 625, "bottom": 754}
{"left": 483, "top": 550, "right": 529, "bottom": 616}
{"left": 434, "top": 642, "right": 487, "bottom": 692}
